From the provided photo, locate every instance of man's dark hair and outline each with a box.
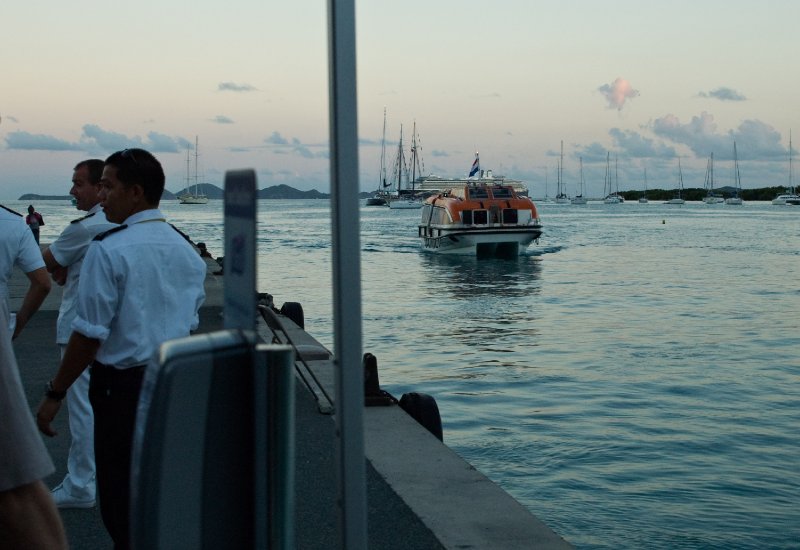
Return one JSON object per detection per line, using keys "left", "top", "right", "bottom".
{"left": 105, "top": 148, "right": 165, "bottom": 205}
{"left": 74, "top": 159, "right": 105, "bottom": 185}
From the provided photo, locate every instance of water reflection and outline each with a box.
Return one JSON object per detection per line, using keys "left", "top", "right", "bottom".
{"left": 418, "top": 253, "right": 543, "bottom": 299}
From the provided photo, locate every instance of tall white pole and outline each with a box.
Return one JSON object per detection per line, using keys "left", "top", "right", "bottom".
{"left": 326, "top": 1, "right": 367, "bottom": 549}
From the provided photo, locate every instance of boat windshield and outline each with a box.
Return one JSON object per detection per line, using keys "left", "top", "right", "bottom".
{"left": 490, "top": 187, "right": 513, "bottom": 199}
{"left": 468, "top": 187, "right": 489, "bottom": 199}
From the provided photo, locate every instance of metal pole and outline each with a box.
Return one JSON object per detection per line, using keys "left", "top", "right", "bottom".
{"left": 326, "top": 1, "right": 367, "bottom": 549}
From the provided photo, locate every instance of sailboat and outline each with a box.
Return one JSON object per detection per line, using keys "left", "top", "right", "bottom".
{"left": 725, "top": 142, "right": 743, "bottom": 205}
{"left": 603, "top": 153, "right": 622, "bottom": 203}
{"left": 772, "top": 131, "right": 799, "bottom": 205}
{"left": 554, "top": 141, "right": 570, "bottom": 203}
{"left": 180, "top": 136, "right": 209, "bottom": 205}
{"left": 665, "top": 158, "right": 685, "bottom": 204}
{"left": 638, "top": 167, "right": 649, "bottom": 203}
{"left": 571, "top": 157, "right": 587, "bottom": 204}
{"left": 386, "top": 124, "right": 423, "bottom": 209}
{"left": 702, "top": 153, "right": 724, "bottom": 204}
{"left": 366, "top": 109, "right": 389, "bottom": 206}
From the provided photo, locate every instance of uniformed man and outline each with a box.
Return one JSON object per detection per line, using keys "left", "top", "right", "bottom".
{"left": 0, "top": 203, "right": 50, "bottom": 338}
{"left": 36, "top": 148, "right": 207, "bottom": 549}
{"left": 42, "top": 159, "right": 116, "bottom": 509}
{"left": 0, "top": 299, "right": 67, "bottom": 549}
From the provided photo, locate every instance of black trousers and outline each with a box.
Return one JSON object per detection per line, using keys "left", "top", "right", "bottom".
{"left": 89, "top": 363, "right": 145, "bottom": 550}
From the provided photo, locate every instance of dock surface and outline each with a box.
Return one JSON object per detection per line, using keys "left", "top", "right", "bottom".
{"left": 11, "top": 254, "right": 570, "bottom": 549}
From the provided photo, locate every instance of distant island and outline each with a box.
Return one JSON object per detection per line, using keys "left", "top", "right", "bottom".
{"left": 20, "top": 183, "right": 790, "bottom": 202}
{"left": 19, "top": 183, "right": 376, "bottom": 201}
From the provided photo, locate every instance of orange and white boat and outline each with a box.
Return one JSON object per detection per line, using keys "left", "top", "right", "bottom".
{"left": 418, "top": 181, "right": 543, "bottom": 256}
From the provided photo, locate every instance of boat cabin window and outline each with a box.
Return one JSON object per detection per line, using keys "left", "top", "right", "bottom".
{"left": 467, "top": 187, "right": 489, "bottom": 199}
{"left": 472, "top": 209, "right": 488, "bottom": 224}
{"left": 490, "top": 187, "right": 513, "bottom": 199}
{"left": 461, "top": 210, "right": 473, "bottom": 224}
{"left": 502, "top": 208, "right": 518, "bottom": 224}
{"left": 431, "top": 206, "right": 449, "bottom": 225}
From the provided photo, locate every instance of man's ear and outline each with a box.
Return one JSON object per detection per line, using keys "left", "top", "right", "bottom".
{"left": 130, "top": 183, "right": 146, "bottom": 202}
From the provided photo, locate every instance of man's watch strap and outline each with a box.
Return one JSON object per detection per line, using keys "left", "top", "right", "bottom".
{"left": 45, "top": 380, "right": 67, "bottom": 401}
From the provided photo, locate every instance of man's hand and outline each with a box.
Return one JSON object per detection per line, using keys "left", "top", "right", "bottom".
{"left": 36, "top": 397, "right": 62, "bottom": 437}
{"left": 51, "top": 266, "right": 68, "bottom": 286}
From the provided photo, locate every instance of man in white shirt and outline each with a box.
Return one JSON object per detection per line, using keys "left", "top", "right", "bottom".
{"left": 0, "top": 298, "right": 67, "bottom": 549}
{"left": 0, "top": 204, "right": 50, "bottom": 338}
{"left": 42, "top": 159, "right": 116, "bottom": 509}
{"left": 36, "top": 148, "right": 207, "bottom": 549}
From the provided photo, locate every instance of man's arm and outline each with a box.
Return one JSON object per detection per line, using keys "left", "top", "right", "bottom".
{"left": 41, "top": 247, "right": 67, "bottom": 285}
{"left": 36, "top": 331, "right": 100, "bottom": 437}
{"left": 12, "top": 267, "right": 51, "bottom": 340}
{"left": 0, "top": 481, "right": 68, "bottom": 549}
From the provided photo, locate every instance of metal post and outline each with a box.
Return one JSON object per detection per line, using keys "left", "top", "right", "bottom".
{"left": 326, "top": 0, "right": 367, "bottom": 548}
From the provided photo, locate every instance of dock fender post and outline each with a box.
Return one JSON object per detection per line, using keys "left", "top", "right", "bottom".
{"left": 399, "top": 392, "right": 443, "bottom": 441}
{"left": 279, "top": 302, "right": 305, "bottom": 329}
{"left": 364, "top": 353, "right": 395, "bottom": 406}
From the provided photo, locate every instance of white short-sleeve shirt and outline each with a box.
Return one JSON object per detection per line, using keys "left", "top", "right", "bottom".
{"left": 49, "top": 204, "right": 117, "bottom": 344}
{"left": 0, "top": 206, "right": 46, "bottom": 315}
{"left": 72, "top": 208, "right": 207, "bottom": 368}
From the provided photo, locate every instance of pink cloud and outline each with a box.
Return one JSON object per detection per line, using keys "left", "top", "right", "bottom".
{"left": 598, "top": 77, "right": 640, "bottom": 111}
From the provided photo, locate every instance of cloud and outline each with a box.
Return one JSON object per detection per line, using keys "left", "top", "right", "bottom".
{"left": 145, "top": 131, "right": 187, "bottom": 153}
{"left": 292, "top": 138, "right": 314, "bottom": 159}
{"left": 79, "top": 125, "right": 188, "bottom": 153}
{"left": 211, "top": 115, "right": 234, "bottom": 124}
{"left": 573, "top": 142, "right": 611, "bottom": 163}
{"left": 430, "top": 149, "right": 449, "bottom": 157}
{"left": 264, "top": 131, "right": 328, "bottom": 159}
{"left": 265, "top": 131, "right": 289, "bottom": 145}
{"left": 609, "top": 128, "right": 676, "bottom": 158}
{"left": 4, "top": 125, "right": 190, "bottom": 155}
{"left": 598, "top": 77, "right": 640, "bottom": 110}
{"left": 652, "top": 111, "right": 784, "bottom": 160}
{"left": 5, "top": 131, "right": 82, "bottom": 151}
{"left": 218, "top": 81, "right": 257, "bottom": 92}
{"left": 1, "top": 115, "right": 20, "bottom": 124}
{"left": 698, "top": 87, "right": 746, "bottom": 101}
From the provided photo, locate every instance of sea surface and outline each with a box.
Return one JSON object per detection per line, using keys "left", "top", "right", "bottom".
{"left": 17, "top": 197, "right": 800, "bottom": 549}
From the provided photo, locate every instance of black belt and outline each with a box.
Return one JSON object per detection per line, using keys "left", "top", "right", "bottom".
{"left": 91, "top": 360, "right": 146, "bottom": 372}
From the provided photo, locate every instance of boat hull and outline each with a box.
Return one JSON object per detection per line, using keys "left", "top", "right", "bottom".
{"left": 418, "top": 226, "right": 542, "bottom": 256}
{"left": 388, "top": 199, "right": 422, "bottom": 209}
{"left": 180, "top": 196, "right": 209, "bottom": 205}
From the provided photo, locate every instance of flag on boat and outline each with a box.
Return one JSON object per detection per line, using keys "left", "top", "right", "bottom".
{"left": 469, "top": 153, "right": 480, "bottom": 177}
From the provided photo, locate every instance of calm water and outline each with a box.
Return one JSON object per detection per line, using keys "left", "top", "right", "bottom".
{"left": 20, "top": 198, "right": 800, "bottom": 549}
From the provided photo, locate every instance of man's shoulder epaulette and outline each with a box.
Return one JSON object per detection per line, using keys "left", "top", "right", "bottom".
{"left": 93, "top": 224, "right": 128, "bottom": 241}
{"left": 169, "top": 223, "right": 193, "bottom": 244}
{"left": 0, "top": 204, "right": 23, "bottom": 217}
{"left": 70, "top": 212, "right": 97, "bottom": 224}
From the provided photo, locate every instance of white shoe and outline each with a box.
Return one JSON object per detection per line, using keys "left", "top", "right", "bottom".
{"left": 51, "top": 483, "right": 96, "bottom": 509}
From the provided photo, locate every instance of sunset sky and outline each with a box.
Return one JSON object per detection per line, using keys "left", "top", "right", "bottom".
{"left": 2, "top": 0, "right": 799, "bottom": 199}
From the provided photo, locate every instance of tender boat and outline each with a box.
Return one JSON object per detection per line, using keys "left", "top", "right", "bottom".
{"left": 418, "top": 181, "right": 543, "bottom": 256}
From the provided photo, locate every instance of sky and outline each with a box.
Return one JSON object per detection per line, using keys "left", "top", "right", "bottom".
{"left": 2, "top": 0, "right": 799, "bottom": 199}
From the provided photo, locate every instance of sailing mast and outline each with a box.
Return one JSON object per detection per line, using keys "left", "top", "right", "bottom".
{"left": 379, "top": 108, "right": 387, "bottom": 190}
{"left": 409, "top": 121, "right": 424, "bottom": 191}
{"left": 194, "top": 136, "right": 200, "bottom": 196}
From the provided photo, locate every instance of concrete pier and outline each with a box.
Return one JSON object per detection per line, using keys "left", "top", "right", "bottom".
{"left": 10, "top": 254, "right": 570, "bottom": 549}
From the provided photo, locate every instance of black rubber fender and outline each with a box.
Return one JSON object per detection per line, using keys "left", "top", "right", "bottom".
{"left": 279, "top": 302, "right": 305, "bottom": 329}
{"left": 399, "top": 392, "right": 443, "bottom": 441}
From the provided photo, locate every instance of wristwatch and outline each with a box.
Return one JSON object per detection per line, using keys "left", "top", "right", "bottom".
{"left": 45, "top": 380, "right": 67, "bottom": 401}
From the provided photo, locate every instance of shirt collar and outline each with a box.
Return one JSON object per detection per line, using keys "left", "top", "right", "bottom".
{"left": 123, "top": 208, "right": 165, "bottom": 226}
{"left": 88, "top": 203, "right": 104, "bottom": 215}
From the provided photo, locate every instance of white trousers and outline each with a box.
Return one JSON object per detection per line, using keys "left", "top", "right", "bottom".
{"left": 58, "top": 345, "right": 96, "bottom": 499}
